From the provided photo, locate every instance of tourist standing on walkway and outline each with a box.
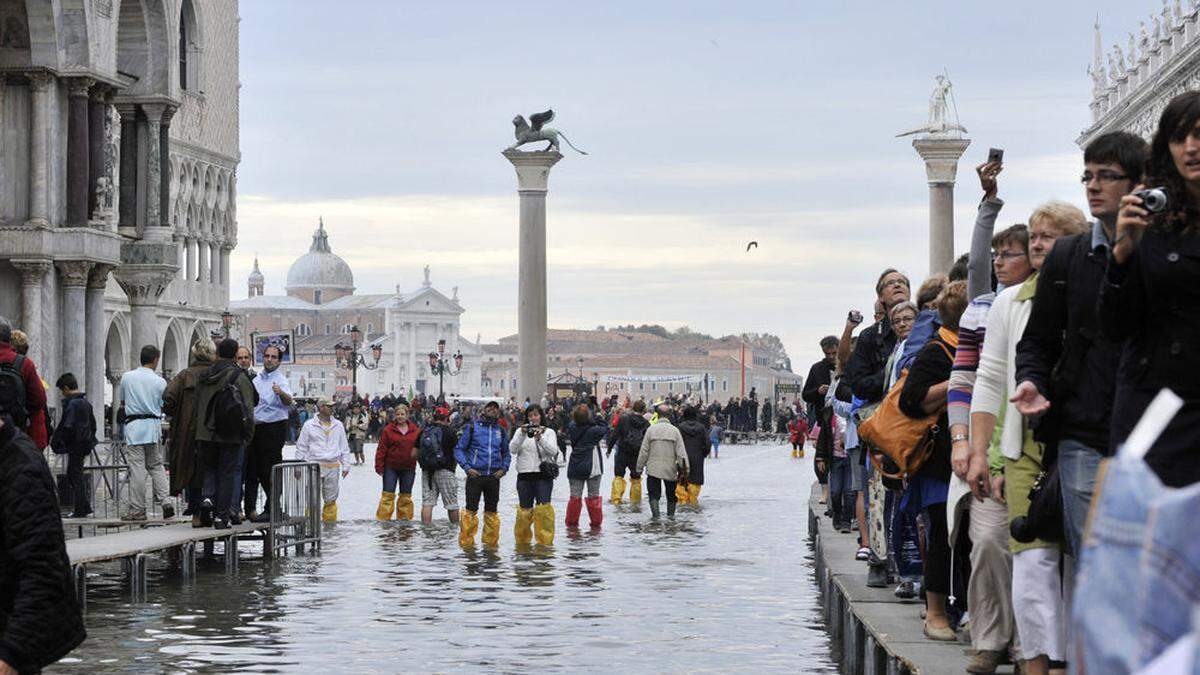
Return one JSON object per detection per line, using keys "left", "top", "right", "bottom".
{"left": 636, "top": 405, "right": 689, "bottom": 519}
{"left": 510, "top": 404, "right": 558, "bottom": 545}
{"left": 375, "top": 404, "right": 420, "bottom": 521}
{"left": 608, "top": 399, "right": 649, "bottom": 504}
{"left": 347, "top": 403, "right": 368, "bottom": 466}
{"left": 194, "top": 339, "right": 256, "bottom": 528}
{"left": 0, "top": 319, "right": 48, "bottom": 451}
{"left": 565, "top": 404, "right": 607, "bottom": 529}
{"left": 1012, "top": 131, "right": 1147, "bottom": 555}
{"left": 163, "top": 340, "right": 215, "bottom": 527}
{"left": 710, "top": 416, "right": 725, "bottom": 459}
{"left": 676, "top": 405, "right": 710, "bottom": 505}
{"left": 804, "top": 335, "right": 839, "bottom": 503}
{"left": 119, "top": 345, "right": 171, "bottom": 521}
{"left": 1104, "top": 91, "right": 1200, "bottom": 488}
{"left": 419, "top": 407, "right": 460, "bottom": 525}
{"left": 247, "top": 345, "right": 292, "bottom": 523}
{"left": 295, "top": 398, "right": 352, "bottom": 522}
{"left": 51, "top": 373, "right": 96, "bottom": 519}
{"left": 0, "top": 415, "right": 86, "bottom": 674}
{"left": 454, "top": 401, "right": 510, "bottom": 547}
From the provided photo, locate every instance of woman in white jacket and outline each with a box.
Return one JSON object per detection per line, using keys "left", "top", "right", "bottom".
{"left": 510, "top": 405, "right": 559, "bottom": 545}
{"left": 969, "top": 201, "right": 1086, "bottom": 675}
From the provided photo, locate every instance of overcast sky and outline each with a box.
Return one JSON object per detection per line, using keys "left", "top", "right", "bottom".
{"left": 231, "top": 0, "right": 1159, "bottom": 371}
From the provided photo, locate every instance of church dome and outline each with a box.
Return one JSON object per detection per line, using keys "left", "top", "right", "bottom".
{"left": 286, "top": 218, "right": 354, "bottom": 298}
{"left": 248, "top": 257, "right": 264, "bottom": 285}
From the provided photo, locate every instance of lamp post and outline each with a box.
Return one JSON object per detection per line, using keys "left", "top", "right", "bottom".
{"left": 335, "top": 324, "right": 381, "bottom": 403}
{"left": 212, "top": 309, "right": 236, "bottom": 343}
{"left": 427, "top": 337, "right": 463, "bottom": 401}
{"left": 575, "top": 356, "right": 585, "bottom": 399}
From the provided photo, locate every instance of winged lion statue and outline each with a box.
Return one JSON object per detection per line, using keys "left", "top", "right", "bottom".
{"left": 507, "top": 109, "right": 588, "bottom": 154}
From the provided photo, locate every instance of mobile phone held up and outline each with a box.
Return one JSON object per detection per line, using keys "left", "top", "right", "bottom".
{"left": 987, "top": 148, "right": 1004, "bottom": 165}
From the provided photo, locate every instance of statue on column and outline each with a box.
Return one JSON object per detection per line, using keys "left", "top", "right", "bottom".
{"left": 507, "top": 109, "right": 589, "bottom": 154}
{"left": 896, "top": 75, "right": 968, "bottom": 137}
{"left": 422, "top": 265, "right": 431, "bottom": 287}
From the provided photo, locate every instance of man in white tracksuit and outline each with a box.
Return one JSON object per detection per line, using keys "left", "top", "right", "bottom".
{"left": 295, "top": 398, "right": 351, "bottom": 521}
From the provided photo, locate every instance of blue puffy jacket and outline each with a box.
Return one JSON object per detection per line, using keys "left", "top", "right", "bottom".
{"left": 453, "top": 418, "right": 511, "bottom": 475}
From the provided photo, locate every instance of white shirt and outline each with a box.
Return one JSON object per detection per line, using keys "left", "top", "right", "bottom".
{"left": 296, "top": 416, "right": 352, "bottom": 469}
{"left": 253, "top": 367, "right": 293, "bottom": 424}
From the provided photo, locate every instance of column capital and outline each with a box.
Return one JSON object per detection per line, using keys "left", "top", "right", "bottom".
{"left": 160, "top": 104, "right": 178, "bottom": 126}
{"left": 87, "top": 263, "right": 115, "bottom": 290}
{"left": 911, "top": 137, "right": 972, "bottom": 186}
{"left": 11, "top": 259, "right": 52, "bottom": 286}
{"left": 56, "top": 260, "right": 93, "bottom": 287}
{"left": 114, "top": 264, "right": 177, "bottom": 307}
{"left": 26, "top": 71, "right": 53, "bottom": 92}
{"left": 141, "top": 103, "right": 167, "bottom": 124}
{"left": 67, "top": 76, "right": 95, "bottom": 98}
{"left": 115, "top": 102, "right": 138, "bottom": 119}
{"left": 502, "top": 149, "right": 562, "bottom": 192}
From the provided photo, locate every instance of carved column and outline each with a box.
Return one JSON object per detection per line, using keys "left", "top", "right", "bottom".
{"left": 159, "top": 106, "right": 174, "bottom": 229}
{"left": 88, "top": 84, "right": 107, "bottom": 220}
{"left": 912, "top": 137, "right": 971, "bottom": 275}
{"left": 11, "top": 260, "right": 51, "bottom": 366}
{"left": 186, "top": 236, "right": 196, "bottom": 280}
{"left": 0, "top": 78, "right": 6, "bottom": 204}
{"left": 140, "top": 104, "right": 165, "bottom": 233}
{"left": 115, "top": 266, "right": 175, "bottom": 369}
{"left": 57, "top": 261, "right": 92, "bottom": 380}
{"left": 86, "top": 264, "right": 113, "bottom": 438}
{"left": 26, "top": 72, "right": 53, "bottom": 227}
{"left": 197, "top": 237, "right": 209, "bottom": 282}
{"left": 66, "top": 78, "right": 93, "bottom": 226}
{"left": 117, "top": 104, "right": 138, "bottom": 235}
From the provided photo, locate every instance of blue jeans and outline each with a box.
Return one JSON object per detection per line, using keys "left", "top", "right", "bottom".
{"left": 1134, "top": 480, "right": 1200, "bottom": 668}
{"left": 828, "top": 455, "right": 851, "bottom": 502}
{"left": 515, "top": 473, "right": 553, "bottom": 508}
{"left": 201, "top": 442, "right": 242, "bottom": 520}
{"left": 1072, "top": 458, "right": 1165, "bottom": 674}
{"left": 1058, "top": 438, "right": 1104, "bottom": 556}
{"left": 383, "top": 467, "right": 416, "bottom": 494}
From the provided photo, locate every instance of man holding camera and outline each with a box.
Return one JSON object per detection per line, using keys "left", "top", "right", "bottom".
{"left": 1012, "top": 131, "right": 1148, "bottom": 556}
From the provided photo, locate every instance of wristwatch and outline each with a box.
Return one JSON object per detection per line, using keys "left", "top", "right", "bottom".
{"left": 951, "top": 433, "right": 969, "bottom": 443}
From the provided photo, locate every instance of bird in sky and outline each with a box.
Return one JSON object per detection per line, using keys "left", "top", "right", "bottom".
{"left": 746, "top": 241, "right": 758, "bottom": 252}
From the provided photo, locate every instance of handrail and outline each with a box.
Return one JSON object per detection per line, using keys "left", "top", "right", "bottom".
{"left": 267, "top": 460, "right": 322, "bottom": 558}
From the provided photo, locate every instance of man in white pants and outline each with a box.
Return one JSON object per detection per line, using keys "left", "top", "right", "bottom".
{"left": 119, "top": 345, "right": 171, "bottom": 521}
{"left": 295, "top": 398, "right": 351, "bottom": 521}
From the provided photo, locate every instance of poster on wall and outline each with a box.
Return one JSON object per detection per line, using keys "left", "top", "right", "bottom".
{"left": 251, "top": 330, "right": 296, "bottom": 366}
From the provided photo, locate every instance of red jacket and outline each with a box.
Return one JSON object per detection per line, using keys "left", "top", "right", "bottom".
{"left": 788, "top": 418, "right": 809, "bottom": 445}
{"left": 375, "top": 421, "right": 420, "bottom": 473}
{"left": 0, "top": 343, "right": 48, "bottom": 449}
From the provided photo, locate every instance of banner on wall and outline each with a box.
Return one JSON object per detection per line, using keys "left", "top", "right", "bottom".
{"left": 607, "top": 374, "right": 704, "bottom": 384}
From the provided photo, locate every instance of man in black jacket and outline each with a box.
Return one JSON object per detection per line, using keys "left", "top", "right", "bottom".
{"left": 1012, "top": 131, "right": 1148, "bottom": 555}
{"left": 0, "top": 417, "right": 86, "bottom": 673}
{"left": 609, "top": 400, "right": 650, "bottom": 504}
{"left": 52, "top": 373, "right": 96, "bottom": 518}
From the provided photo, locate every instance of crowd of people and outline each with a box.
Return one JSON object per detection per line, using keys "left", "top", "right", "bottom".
{"left": 801, "top": 93, "right": 1200, "bottom": 675}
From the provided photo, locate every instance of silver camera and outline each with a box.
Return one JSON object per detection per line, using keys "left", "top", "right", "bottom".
{"left": 1134, "top": 187, "right": 1169, "bottom": 213}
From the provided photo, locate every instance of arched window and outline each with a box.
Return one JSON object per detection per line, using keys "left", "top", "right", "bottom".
{"left": 179, "top": 0, "right": 201, "bottom": 91}
{"left": 314, "top": 289, "right": 323, "bottom": 305}
{"left": 324, "top": 324, "right": 331, "bottom": 335}
{"left": 341, "top": 324, "right": 354, "bottom": 334}
{"left": 296, "top": 323, "right": 312, "bottom": 337}
{"left": 511, "top": 378, "right": 517, "bottom": 390}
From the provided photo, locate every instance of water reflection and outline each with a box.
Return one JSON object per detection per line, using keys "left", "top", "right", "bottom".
{"left": 58, "top": 444, "right": 837, "bottom": 673}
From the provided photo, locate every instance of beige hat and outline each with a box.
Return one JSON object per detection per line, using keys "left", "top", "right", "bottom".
{"left": 316, "top": 397, "right": 334, "bottom": 407}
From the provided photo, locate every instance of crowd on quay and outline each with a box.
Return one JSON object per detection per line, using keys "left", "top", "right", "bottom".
{"left": 801, "top": 93, "right": 1200, "bottom": 675}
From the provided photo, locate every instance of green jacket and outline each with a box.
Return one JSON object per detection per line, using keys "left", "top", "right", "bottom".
{"left": 193, "top": 359, "right": 256, "bottom": 444}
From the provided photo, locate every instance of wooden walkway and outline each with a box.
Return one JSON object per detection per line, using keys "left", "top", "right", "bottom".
{"left": 66, "top": 521, "right": 265, "bottom": 566}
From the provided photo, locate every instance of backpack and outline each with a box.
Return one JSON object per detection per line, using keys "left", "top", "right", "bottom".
{"left": 417, "top": 425, "right": 444, "bottom": 472}
{"left": 206, "top": 368, "right": 250, "bottom": 441}
{"left": 620, "top": 419, "right": 646, "bottom": 454}
{"left": 0, "top": 354, "right": 29, "bottom": 428}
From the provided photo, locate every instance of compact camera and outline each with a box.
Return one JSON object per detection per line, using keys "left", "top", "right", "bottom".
{"left": 1134, "top": 187, "right": 1169, "bottom": 214}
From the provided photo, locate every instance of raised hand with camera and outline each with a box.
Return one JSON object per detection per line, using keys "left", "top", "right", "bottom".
{"left": 1113, "top": 183, "right": 1157, "bottom": 265}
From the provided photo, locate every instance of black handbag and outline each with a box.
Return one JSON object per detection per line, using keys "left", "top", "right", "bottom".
{"left": 539, "top": 461, "right": 559, "bottom": 480}
{"left": 1010, "top": 463, "right": 1065, "bottom": 545}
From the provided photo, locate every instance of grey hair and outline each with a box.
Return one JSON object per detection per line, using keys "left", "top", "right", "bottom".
{"left": 190, "top": 339, "right": 216, "bottom": 363}
{"left": 888, "top": 301, "right": 919, "bottom": 321}
{"left": 0, "top": 316, "right": 11, "bottom": 344}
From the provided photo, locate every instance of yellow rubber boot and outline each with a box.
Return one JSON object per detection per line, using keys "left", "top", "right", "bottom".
{"left": 514, "top": 507, "right": 534, "bottom": 545}
{"left": 798, "top": 447, "right": 805, "bottom": 458}
{"left": 482, "top": 511, "right": 501, "bottom": 548}
{"left": 322, "top": 501, "right": 338, "bottom": 522}
{"left": 533, "top": 503, "right": 555, "bottom": 545}
{"left": 395, "top": 493, "right": 414, "bottom": 521}
{"left": 610, "top": 476, "right": 626, "bottom": 504}
{"left": 628, "top": 477, "right": 642, "bottom": 503}
{"left": 675, "top": 483, "right": 690, "bottom": 505}
{"left": 459, "top": 509, "right": 479, "bottom": 547}
{"left": 375, "top": 492, "right": 396, "bottom": 521}
{"left": 791, "top": 448, "right": 799, "bottom": 458}
{"left": 687, "top": 483, "right": 702, "bottom": 504}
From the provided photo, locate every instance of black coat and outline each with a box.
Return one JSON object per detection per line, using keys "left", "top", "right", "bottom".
{"left": 802, "top": 359, "right": 835, "bottom": 408}
{"left": 1015, "top": 232, "right": 1119, "bottom": 453}
{"left": 1099, "top": 226, "right": 1200, "bottom": 487}
{"left": 0, "top": 423, "right": 86, "bottom": 672}
{"left": 613, "top": 413, "right": 649, "bottom": 455}
{"left": 566, "top": 420, "right": 607, "bottom": 480}
{"left": 840, "top": 319, "right": 897, "bottom": 405}
{"left": 678, "top": 419, "right": 711, "bottom": 484}
{"left": 51, "top": 393, "right": 95, "bottom": 456}
{"left": 898, "top": 333, "right": 955, "bottom": 483}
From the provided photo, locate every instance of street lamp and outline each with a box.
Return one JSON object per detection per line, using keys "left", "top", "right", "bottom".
{"left": 428, "top": 337, "right": 463, "bottom": 401}
{"left": 211, "top": 309, "right": 236, "bottom": 343}
{"left": 335, "top": 324, "right": 380, "bottom": 403}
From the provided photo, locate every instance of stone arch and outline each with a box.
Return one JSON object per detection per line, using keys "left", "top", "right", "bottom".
{"left": 187, "top": 319, "right": 207, "bottom": 349}
{"left": 0, "top": 0, "right": 34, "bottom": 69}
{"left": 105, "top": 311, "right": 131, "bottom": 376}
{"left": 116, "top": 0, "right": 172, "bottom": 98}
{"left": 15, "top": 0, "right": 55, "bottom": 69}
{"left": 178, "top": 0, "right": 203, "bottom": 91}
{"left": 162, "top": 317, "right": 187, "bottom": 378}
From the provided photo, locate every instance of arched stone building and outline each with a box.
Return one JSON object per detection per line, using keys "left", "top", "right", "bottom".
{"left": 0, "top": 0, "right": 240, "bottom": 433}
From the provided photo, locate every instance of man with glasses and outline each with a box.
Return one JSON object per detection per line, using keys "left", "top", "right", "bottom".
{"left": 1012, "top": 131, "right": 1148, "bottom": 556}
{"left": 246, "top": 345, "right": 294, "bottom": 522}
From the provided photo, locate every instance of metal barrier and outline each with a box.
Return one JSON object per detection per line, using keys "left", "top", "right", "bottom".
{"left": 267, "top": 460, "right": 322, "bottom": 558}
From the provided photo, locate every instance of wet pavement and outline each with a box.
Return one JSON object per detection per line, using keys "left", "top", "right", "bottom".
{"left": 56, "top": 443, "right": 836, "bottom": 673}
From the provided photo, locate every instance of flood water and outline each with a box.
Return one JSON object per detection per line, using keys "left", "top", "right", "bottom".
{"left": 55, "top": 443, "right": 836, "bottom": 673}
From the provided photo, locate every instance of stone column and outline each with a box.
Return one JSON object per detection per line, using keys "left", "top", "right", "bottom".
{"left": 197, "top": 238, "right": 209, "bottom": 282}
{"left": 159, "top": 107, "right": 174, "bottom": 229}
{"left": 186, "top": 237, "right": 196, "bottom": 280}
{"left": 407, "top": 322, "right": 416, "bottom": 392}
{"left": 88, "top": 84, "right": 107, "bottom": 220}
{"left": 140, "top": 104, "right": 166, "bottom": 234}
{"left": 115, "top": 266, "right": 175, "bottom": 369}
{"left": 219, "top": 246, "right": 230, "bottom": 290}
{"left": 912, "top": 137, "right": 970, "bottom": 275}
{"left": 57, "top": 261, "right": 92, "bottom": 381}
{"left": 11, "top": 260, "right": 50, "bottom": 366}
{"left": 502, "top": 149, "right": 561, "bottom": 404}
{"left": 66, "top": 78, "right": 93, "bottom": 226}
{"left": 117, "top": 104, "right": 138, "bottom": 235}
{"left": 26, "top": 72, "right": 53, "bottom": 227}
{"left": 86, "top": 264, "right": 113, "bottom": 438}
